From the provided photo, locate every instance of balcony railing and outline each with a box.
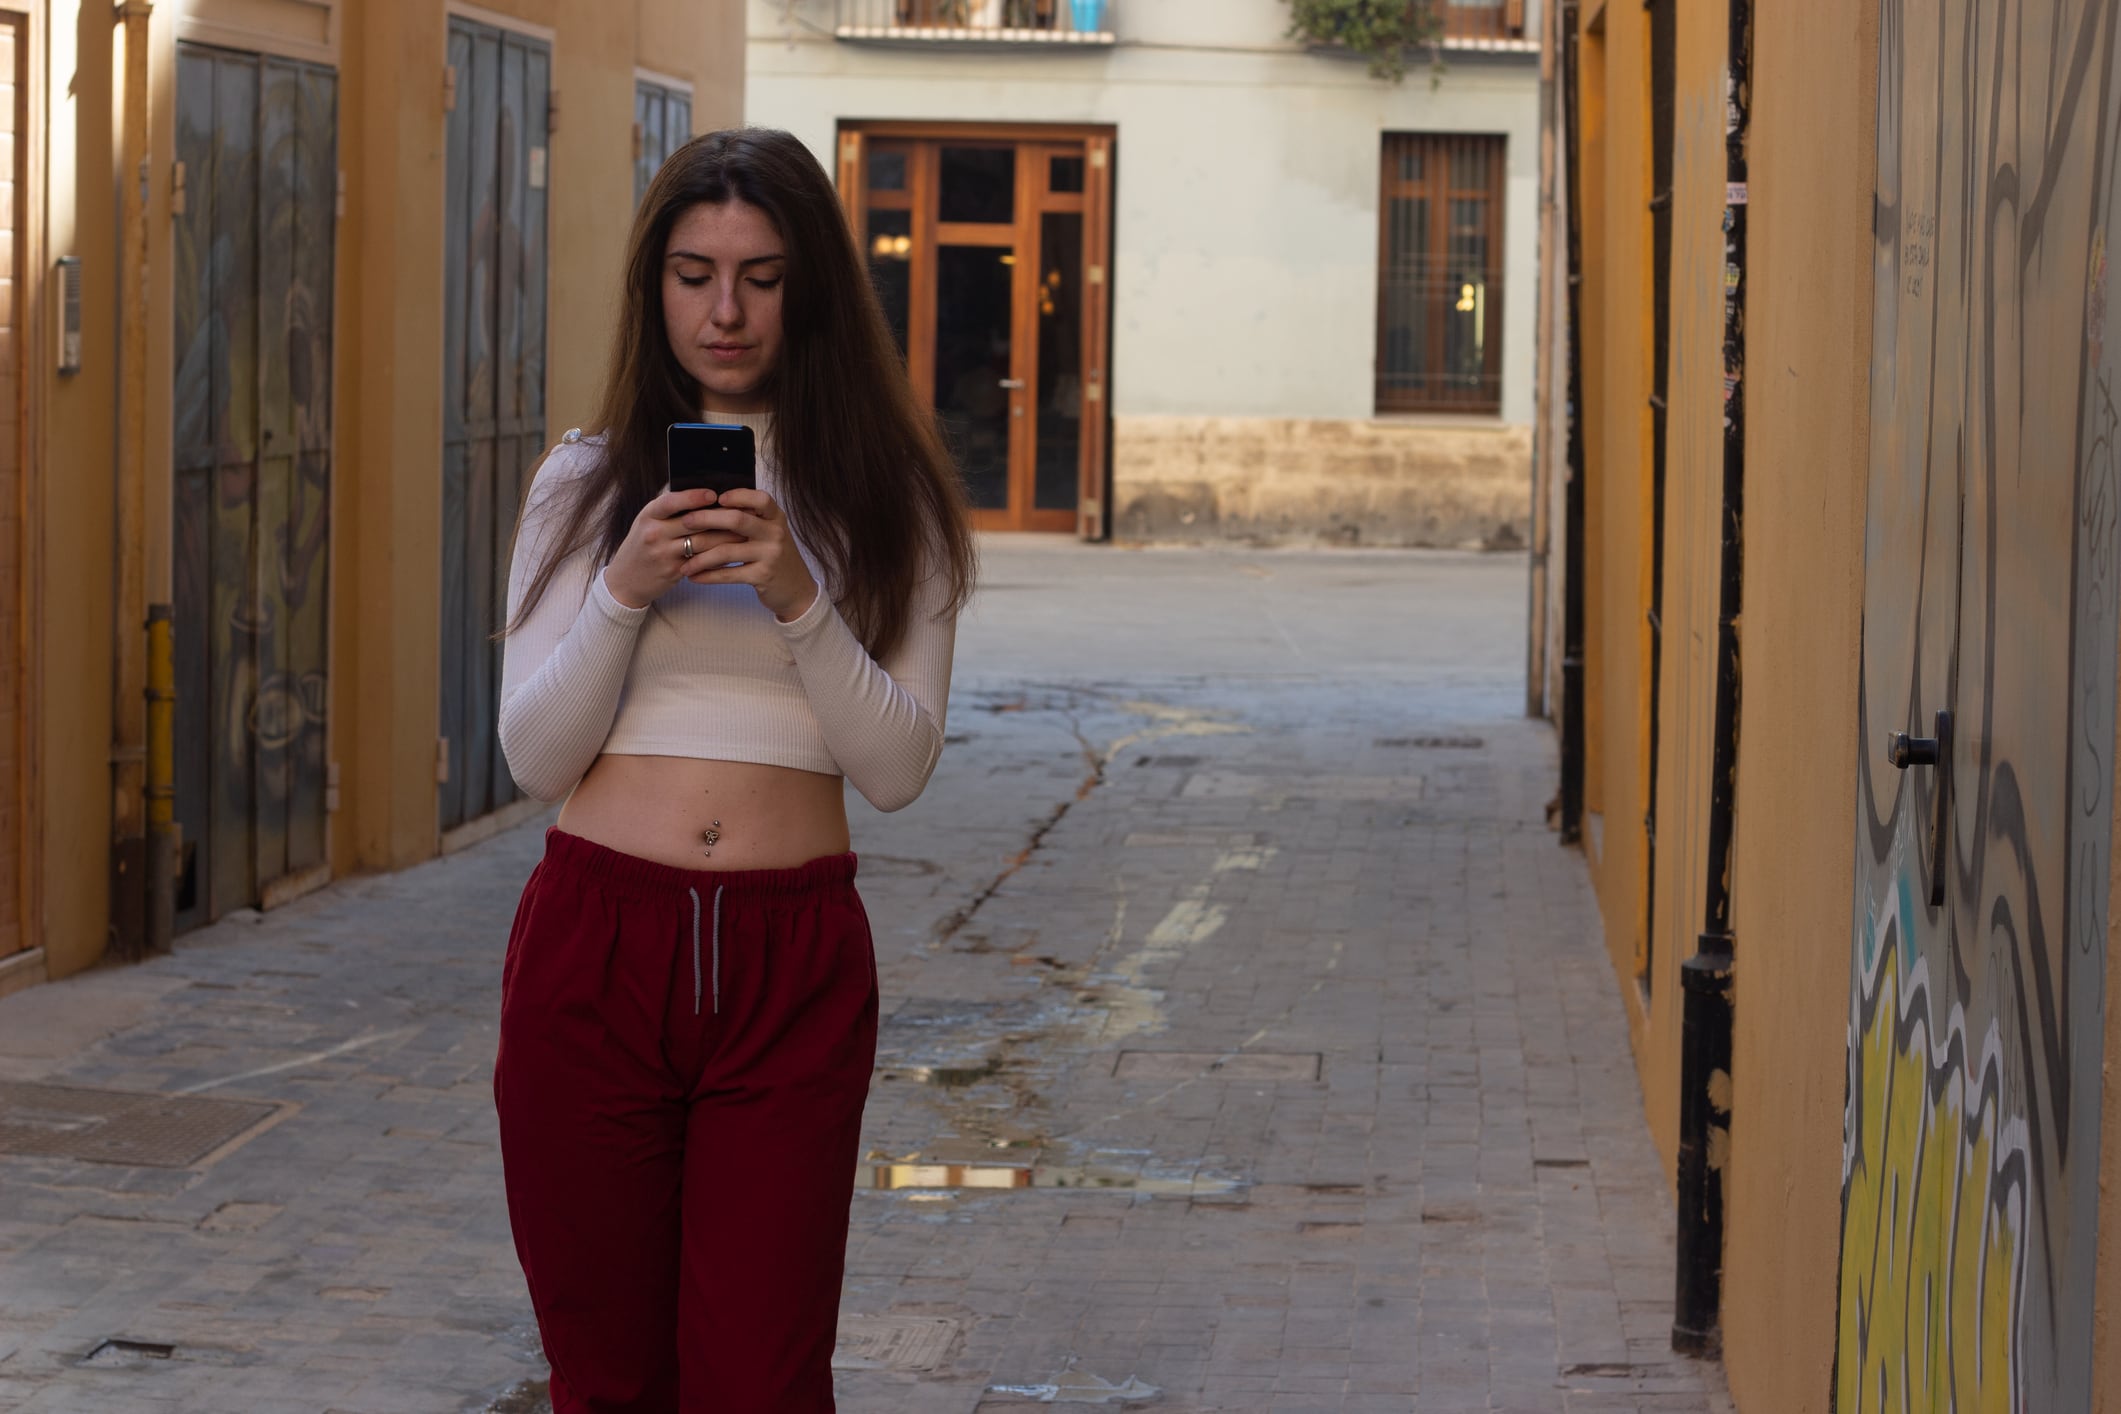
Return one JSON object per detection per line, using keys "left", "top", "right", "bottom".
{"left": 835, "top": 0, "right": 1117, "bottom": 45}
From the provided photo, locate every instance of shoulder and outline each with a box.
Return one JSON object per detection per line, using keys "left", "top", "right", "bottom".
{"left": 525, "top": 429, "right": 608, "bottom": 507}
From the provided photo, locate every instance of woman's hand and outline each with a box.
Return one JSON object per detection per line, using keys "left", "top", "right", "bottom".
{"left": 603, "top": 488, "right": 741, "bottom": 610}
{"left": 681, "top": 488, "right": 821, "bottom": 623}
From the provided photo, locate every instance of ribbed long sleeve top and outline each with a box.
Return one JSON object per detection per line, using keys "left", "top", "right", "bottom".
{"left": 496, "top": 412, "right": 957, "bottom": 812}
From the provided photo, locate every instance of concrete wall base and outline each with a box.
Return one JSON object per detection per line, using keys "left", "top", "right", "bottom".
{"left": 0, "top": 948, "right": 47, "bottom": 1002}
{"left": 1111, "top": 416, "right": 1532, "bottom": 549}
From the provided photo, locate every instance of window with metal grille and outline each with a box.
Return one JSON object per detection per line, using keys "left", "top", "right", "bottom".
{"left": 635, "top": 79, "right": 693, "bottom": 205}
{"left": 1376, "top": 133, "right": 1505, "bottom": 414}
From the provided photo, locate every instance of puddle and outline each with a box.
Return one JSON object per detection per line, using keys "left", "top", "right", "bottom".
{"left": 876, "top": 1060, "right": 1001, "bottom": 1088}
{"left": 859, "top": 1160, "right": 1238, "bottom": 1196}
{"left": 988, "top": 1371, "right": 1162, "bottom": 1404}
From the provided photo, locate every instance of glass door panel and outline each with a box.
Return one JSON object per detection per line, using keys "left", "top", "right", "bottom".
{"left": 935, "top": 243, "right": 1016, "bottom": 510}
{"left": 866, "top": 208, "right": 913, "bottom": 355}
{"left": 1034, "top": 211, "right": 1082, "bottom": 511}
{"left": 938, "top": 146, "right": 1014, "bottom": 222}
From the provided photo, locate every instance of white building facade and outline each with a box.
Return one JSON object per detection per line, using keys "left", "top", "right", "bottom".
{"left": 747, "top": 0, "right": 1542, "bottom": 545}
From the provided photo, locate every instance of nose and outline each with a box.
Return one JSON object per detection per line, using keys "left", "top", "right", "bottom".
{"left": 711, "top": 281, "right": 745, "bottom": 331}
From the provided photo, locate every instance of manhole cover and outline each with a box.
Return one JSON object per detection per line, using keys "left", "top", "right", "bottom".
{"left": 1114, "top": 1051, "right": 1321, "bottom": 1081}
{"left": 0, "top": 1081, "right": 278, "bottom": 1168}
{"left": 833, "top": 1314, "right": 961, "bottom": 1372}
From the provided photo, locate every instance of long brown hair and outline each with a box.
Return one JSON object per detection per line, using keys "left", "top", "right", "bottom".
{"left": 509, "top": 127, "right": 975, "bottom": 657}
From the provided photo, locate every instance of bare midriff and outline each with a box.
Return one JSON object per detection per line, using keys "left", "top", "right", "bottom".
{"left": 556, "top": 754, "right": 851, "bottom": 872}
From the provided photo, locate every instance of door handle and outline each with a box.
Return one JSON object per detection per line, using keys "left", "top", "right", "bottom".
{"left": 1886, "top": 707, "right": 1953, "bottom": 908}
{"left": 998, "top": 378, "right": 1026, "bottom": 389}
{"left": 1886, "top": 730, "right": 1939, "bottom": 768}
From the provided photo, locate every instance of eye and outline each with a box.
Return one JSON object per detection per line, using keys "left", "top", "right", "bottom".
{"left": 748, "top": 277, "right": 783, "bottom": 291}
{"left": 675, "top": 273, "right": 709, "bottom": 288}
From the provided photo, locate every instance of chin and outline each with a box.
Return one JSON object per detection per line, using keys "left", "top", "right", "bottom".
{"left": 697, "top": 372, "right": 772, "bottom": 412}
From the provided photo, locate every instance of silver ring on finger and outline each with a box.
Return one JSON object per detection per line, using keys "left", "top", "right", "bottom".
{"left": 682, "top": 535, "right": 695, "bottom": 560}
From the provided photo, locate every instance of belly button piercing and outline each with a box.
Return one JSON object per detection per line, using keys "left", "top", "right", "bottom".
{"left": 701, "top": 820, "right": 722, "bottom": 852}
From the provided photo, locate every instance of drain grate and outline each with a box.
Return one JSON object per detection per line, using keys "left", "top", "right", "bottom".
{"left": 0, "top": 1081, "right": 277, "bottom": 1168}
{"left": 833, "top": 1314, "right": 961, "bottom": 1372}
{"left": 1376, "top": 735, "right": 1486, "bottom": 750}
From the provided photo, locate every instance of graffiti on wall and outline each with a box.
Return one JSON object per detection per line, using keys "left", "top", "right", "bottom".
{"left": 1837, "top": 1, "right": 2117, "bottom": 1410}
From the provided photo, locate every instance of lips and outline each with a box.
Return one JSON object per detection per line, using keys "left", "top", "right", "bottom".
{"left": 706, "top": 343, "right": 752, "bottom": 363}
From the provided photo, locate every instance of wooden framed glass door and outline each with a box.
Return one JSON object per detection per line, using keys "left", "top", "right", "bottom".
{"left": 839, "top": 124, "right": 1112, "bottom": 535}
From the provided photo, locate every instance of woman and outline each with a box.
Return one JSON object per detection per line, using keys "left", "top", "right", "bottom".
{"left": 492, "top": 128, "right": 975, "bottom": 1412}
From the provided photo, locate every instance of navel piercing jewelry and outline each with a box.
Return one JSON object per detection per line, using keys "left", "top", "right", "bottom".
{"left": 701, "top": 820, "right": 722, "bottom": 849}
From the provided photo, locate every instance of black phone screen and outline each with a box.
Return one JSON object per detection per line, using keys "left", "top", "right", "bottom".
{"left": 667, "top": 422, "right": 758, "bottom": 497}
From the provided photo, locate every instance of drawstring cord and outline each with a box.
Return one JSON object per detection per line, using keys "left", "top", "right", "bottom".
{"left": 685, "top": 885, "right": 728, "bottom": 1018}
{"left": 688, "top": 887, "right": 702, "bottom": 1016}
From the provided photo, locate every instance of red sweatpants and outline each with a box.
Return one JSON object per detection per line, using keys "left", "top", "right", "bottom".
{"left": 494, "top": 828, "right": 878, "bottom": 1413}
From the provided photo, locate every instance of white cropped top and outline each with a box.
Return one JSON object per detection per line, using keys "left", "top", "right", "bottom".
{"left": 496, "top": 412, "right": 957, "bottom": 812}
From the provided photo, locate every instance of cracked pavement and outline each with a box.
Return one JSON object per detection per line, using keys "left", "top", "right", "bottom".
{"left": 0, "top": 539, "right": 1733, "bottom": 1413}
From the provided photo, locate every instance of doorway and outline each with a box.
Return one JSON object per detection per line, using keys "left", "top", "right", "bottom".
{"left": 836, "top": 124, "right": 1113, "bottom": 536}
{"left": 171, "top": 42, "right": 338, "bottom": 929}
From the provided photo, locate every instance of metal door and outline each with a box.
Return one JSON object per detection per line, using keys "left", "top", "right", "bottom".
{"left": 440, "top": 17, "right": 548, "bottom": 832}
{"left": 1836, "top": 3, "right": 2116, "bottom": 1407}
{"left": 171, "top": 44, "right": 337, "bottom": 929}
{"left": 635, "top": 79, "right": 691, "bottom": 205}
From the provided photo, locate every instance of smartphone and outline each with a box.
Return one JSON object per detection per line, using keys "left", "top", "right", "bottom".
{"left": 667, "top": 422, "right": 757, "bottom": 498}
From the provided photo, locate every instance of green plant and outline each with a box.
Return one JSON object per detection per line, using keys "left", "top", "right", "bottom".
{"left": 1284, "top": 0, "right": 1443, "bottom": 82}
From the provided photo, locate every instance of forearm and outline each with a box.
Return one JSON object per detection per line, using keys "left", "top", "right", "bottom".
{"left": 499, "top": 569, "right": 648, "bottom": 800}
{"left": 777, "top": 593, "right": 950, "bottom": 812}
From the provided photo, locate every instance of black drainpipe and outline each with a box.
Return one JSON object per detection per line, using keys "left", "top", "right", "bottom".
{"left": 1557, "top": 0, "right": 1586, "bottom": 847}
{"left": 1672, "top": 0, "right": 1749, "bottom": 1357}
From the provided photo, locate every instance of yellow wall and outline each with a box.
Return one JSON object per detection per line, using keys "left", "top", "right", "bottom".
{"left": 1575, "top": 0, "right": 1659, "bottom": 1144}
{"left": 2103, "top": 704, "right": 2121, "bottom": 1410}
{"left": 1716, "top": 3, "right": 1877, "bottom": 1408}
{"left": 28, "top": 0, "right": 746, "bottom": 984}
{"left": 1565, "top": 24, "right": 1883, "bottom": 1396}
{"left": 41, "top": 0, "right": 118, "bottom": 980}
{"left": 335, "top": 0, "right": 449, "bottom": 878}
{"left": 1628, "top": 0, "right": 1730, "bottom": 1187}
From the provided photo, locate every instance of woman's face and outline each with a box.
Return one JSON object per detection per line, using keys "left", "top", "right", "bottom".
{"left": 662, "top": 198, "right": 786, "bottom": 414}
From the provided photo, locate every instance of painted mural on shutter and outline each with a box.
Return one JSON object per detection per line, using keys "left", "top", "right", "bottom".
{"left": 440, "top": 18, "right": 549, "bottom": 832}
{"left": 1836, "top": 3, "right": 2117, "bottom": 1408}
{"left": 171, "top": 44, "right": 337, "bottom": 929}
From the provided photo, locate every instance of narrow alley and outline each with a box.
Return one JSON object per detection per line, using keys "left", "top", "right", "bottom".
{"left": 0, "top": 540, "right": 1727, "bottom": 1413}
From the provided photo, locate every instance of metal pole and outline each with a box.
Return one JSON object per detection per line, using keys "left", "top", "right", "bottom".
{"left": 110, "top": 0, "right": 155, "bottom": 960}
{"left": 1673, "top": 0, "right": 1750, "bottom": 1356}
{"left": 1557, "top": 0, "right": 1587, "bottom": 845}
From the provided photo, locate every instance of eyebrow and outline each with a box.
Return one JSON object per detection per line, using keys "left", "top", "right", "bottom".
{"left": 666, "top": 250, "right": 786, "bottom": 268}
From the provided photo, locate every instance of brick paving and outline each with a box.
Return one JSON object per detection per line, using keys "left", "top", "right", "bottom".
{"left": 0, "top": 540, "right": 1732, "bottom": 1413}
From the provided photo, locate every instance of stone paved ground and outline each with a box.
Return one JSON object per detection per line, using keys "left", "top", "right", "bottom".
{"left": 0, "top": 539, "right": 1733, "bottom": 1413}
